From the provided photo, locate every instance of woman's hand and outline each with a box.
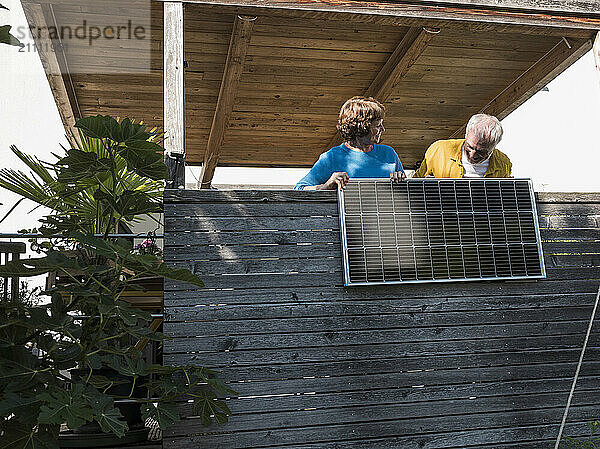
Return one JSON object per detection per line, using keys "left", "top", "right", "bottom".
{"left": 390, "top": 170, "right": 406, "bottom": 182}
{"left": 321, "top": 171, "right": 349, "bottom": 190}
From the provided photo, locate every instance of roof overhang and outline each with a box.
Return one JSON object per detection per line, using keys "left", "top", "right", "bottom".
{"left": 21, "top": 0, "right": 600, "bottom": 171}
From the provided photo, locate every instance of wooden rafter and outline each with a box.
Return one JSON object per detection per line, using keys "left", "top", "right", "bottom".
{"left": 199, "top": 15, "right": 256, "bottom": 189}
{"left": 21, "top": 2, "right": 78, "bottom": 146}
{"left": 327, "top": 27, "right": 434, "bottom": 149}
{"left": 450, "top": 35, "right": 593, "bottom": 139}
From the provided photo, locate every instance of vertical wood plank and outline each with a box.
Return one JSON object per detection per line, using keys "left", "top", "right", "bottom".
{"left": 198, "top": 15, "right": 256, "bottom": 189}
{"left": 164, "top": 2, "right": 185, "bottom": 156}
{"left": 10, "top": 252, "right": 20, "bottom": 302}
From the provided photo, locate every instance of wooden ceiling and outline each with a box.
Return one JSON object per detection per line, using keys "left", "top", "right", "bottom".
{"left": 22, "top": 0, "right": 598, "bottom": 169}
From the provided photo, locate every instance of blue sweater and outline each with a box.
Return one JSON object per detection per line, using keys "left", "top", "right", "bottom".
{"left": 294, "top": 144, "right": 404, "bottom": 190}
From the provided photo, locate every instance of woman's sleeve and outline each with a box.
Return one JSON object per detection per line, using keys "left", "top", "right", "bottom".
{"left": 293, "top": 151, "right": 333, "bottom": 190}
{"left": 394, "top": 150, "right": 404, "bottom": 173}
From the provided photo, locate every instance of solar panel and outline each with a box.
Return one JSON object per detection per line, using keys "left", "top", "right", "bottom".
{"left": 338, "top": 178, "right": 546, "bottom": 286}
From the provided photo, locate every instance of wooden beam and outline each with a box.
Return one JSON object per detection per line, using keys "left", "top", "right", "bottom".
{"left": 449, "top": 36, "right": 593, "bottom": 139}
{"left": 29, "top": 0, "right": 600, "bottom": 16}
{"left": 483, "top": 37, "right": 592, "bottom": 119}
{"left": 198, "top": 15, "right": 256, "bottom": 189}
{"left": 21, "top": 2, "right": 78, "bottom": 146}
{"left": 164, "top": 2, "right": 186, "bottom": 188}
{"left": 393, "top": 0, "right": 600, "bottom": 16}
{"left": 156, "top": 0, "right": 600, "bottom": 32}
{"left": 327, "top": 27, "right": 434, "bottom": 149}
{"left": 366, "top": 28, "right": 436, "bottom": 100}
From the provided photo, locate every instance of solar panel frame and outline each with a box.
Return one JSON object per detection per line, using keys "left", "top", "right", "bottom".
{"left": 338, "top": 178, "right": 546, "bottom": 287}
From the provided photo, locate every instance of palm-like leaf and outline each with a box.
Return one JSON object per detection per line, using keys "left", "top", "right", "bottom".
{"left": 0, "top": 121, "right": 165, "bottom": 233}
{"left": 0, "top": 146, "right": 62, "bottom": 208}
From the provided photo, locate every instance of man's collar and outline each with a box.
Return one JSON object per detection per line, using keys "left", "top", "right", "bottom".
{"left": 449, "top": 139, "right": 465, "bottom": 162}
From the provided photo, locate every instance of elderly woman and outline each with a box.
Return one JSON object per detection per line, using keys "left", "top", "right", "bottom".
{"left": 294, "top": 96, "right": 405, "bottom": 190}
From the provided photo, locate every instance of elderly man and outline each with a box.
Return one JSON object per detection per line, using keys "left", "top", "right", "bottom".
{"left": 413, "top": 114, "right": 512, "bottom": 178}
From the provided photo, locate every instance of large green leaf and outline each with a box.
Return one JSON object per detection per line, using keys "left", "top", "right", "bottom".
{"left": 141, "top": 402, "right": 180, "bottom": 430}
{"left": 192, "top": 389, "right": 232, "bottom": 426}
{"left": 87, "top": 394, "right": 128, "bottom": 437}
{"left": 85, "top": 374, "right": 118, "bottom": 390}
{"left": 97, "top": 298, "right": 150, "bottom": 326}
{"left": 106, "top": 354, "right": 148, "bottom": 379}
{"left": 74, "top": 116, "right": 117, "bottom": 140}
{"left": 0, "top": 25, "right": 23, "bottom": 47}
{"left": 56, "top": 149, "right": 112, "bottom": 183}
{"left": 71, "top": 233, "right": 119, "bottom": 259}
{"left": 52, "top": 344, "right": 82, "bottom": 368}
{"left": 0, "top": 393, "right": 40, "bottom": 419}
{"left": 150, "top": 262, "right": 205, "bottom": 287}
{"left": 106, "top": 118, "right": 151, "bottom": 143}
{"left": 115, "top": 190, "right": 161, "bottom": 218}
{"left": 0, "top": 346, "right": 43, "bottom": 392}
{"left": 118, "top": 141, "right": 168, "bottom": 180}
{"left": 0, "top": 252, "right": 81, "bottom": 278}
{"left": 0, "top": 421, "right": 58, "bottom": 449}
{"left": 38, "top": 384, "right": 93, "bottom": 429}
{"left": 74, "top": 234, "right": 204, "bottom": 287}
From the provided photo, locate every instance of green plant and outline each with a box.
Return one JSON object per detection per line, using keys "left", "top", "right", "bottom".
{"left": 0, "top": 278, "right": 41, "bottom": 306}
{"left": 0, "top": 115, "right": 233, "bottom": 449}
{"left": 562, "top": 421, "right": 600, "bottom": 448}
{"left": 133, "top": 236, "right": 162, "bottom": 258}
{"left": 0, "top": 3, "right": 23, "bottom": 47}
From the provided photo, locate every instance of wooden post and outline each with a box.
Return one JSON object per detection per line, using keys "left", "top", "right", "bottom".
{"left": 327, "top": 27, "right": 434, "bottom": 149}
{"left": 164, "top": 2, "right": 186, "bottom": 189}
{"left": 198, "top": 15, "right": 256, "bottom": 189}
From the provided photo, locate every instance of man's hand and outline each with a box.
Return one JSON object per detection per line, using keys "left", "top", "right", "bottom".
{"left": 390, "top": 170, "right": 406, "bottom": 182}
{"left": 320, "top": 171, "right": 349, "bottom": 190}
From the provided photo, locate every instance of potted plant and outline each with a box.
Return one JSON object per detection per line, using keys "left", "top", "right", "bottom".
{"left": 0, "top": 116, "right": 233, "bottom": 448}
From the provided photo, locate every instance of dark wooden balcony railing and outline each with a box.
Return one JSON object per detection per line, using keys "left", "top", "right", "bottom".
{"left": 0, "top": 241, "right": 26, "bottom": 302}
{"left": 163, "top": 190, "right": 600, "bottom": 449}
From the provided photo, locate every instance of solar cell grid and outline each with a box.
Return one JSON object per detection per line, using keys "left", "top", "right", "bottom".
{"left": 339, "top": 178, "right": 546, "bottom": 286}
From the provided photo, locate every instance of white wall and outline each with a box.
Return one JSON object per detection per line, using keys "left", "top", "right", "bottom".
{"left": 501, "top": 50, "right": 600, "bottom": 192}
{"left": 0, "top": 1, "right": 66, "bottom": 236}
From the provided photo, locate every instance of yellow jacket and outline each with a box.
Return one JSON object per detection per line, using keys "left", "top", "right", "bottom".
{"left": 413, "top": 139, "right": 512, "bottom": 178}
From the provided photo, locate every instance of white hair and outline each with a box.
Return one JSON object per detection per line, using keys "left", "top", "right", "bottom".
{"left": 465, "top": 114, "right": 503, "bottom": 149}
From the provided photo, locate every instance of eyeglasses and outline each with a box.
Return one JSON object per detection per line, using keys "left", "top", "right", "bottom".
{"left": 464, "top": 141, "right": 493, "bottom": 158}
